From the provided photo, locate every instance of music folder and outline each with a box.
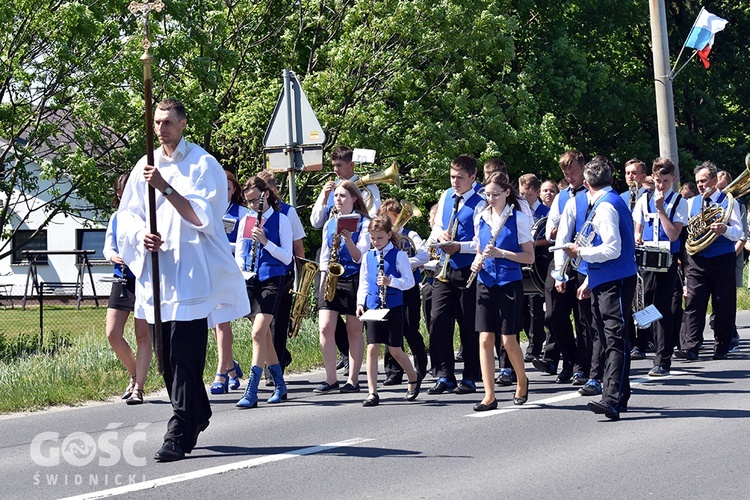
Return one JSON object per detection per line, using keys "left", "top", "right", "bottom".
{"left": 242, "top": 214, "right": 259, "bottom": 239}
{"left": 337, "top": 214, "right": 360, "bottom": 233}
{"left": 360, "top": 308, "right": 390, "bottom": 321}
{"left": 633, "top": 304, "right": 662, "bottom": 329}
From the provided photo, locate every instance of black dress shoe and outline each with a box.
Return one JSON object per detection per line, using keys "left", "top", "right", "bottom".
{"left": 513, "top": 379, "right": 529, "bottom": 405}
{"left": 587, "top": 400, "right": 620, "bottom": 421}
{"left": 712, "top": 351, "right": 728, "bottom": 360}
{"left": 555, "top": 369, "right": 573, "bottom": 384}
{"left": 383, "top": 376, "right": 403, "bottom": 386}
{"left": 473, "top": 400, "right": 498, "bottom": 412}
{"left": 405, "top": 373, "right": 423, "bottom": 401}
{"left": 362, "top": 393, "right": 380, "bottom": 407}
{"left": 427, "top": 379, "right": 456, "bottom": 394}
{"left": 523, "top": 353, "right": 536, "bottom": 363}
{"left": 455, "top": 380, "right": 477, "bottom": 394}
{"left": 532, "top": 358, "right": 557, "bottom": 375}
{"left": 154, "top": 441, "right": 185, "bottom": 462}
{"left": 674, "top": 349, "right": 698, "bottom": 361}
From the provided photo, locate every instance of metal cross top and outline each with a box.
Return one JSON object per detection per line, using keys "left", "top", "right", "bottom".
{"left": 128, "top": 0, "right": 165, "bottom": 51}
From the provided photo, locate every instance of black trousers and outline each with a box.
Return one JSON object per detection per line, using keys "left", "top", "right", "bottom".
{"left": 429, "top": 267, "right": 479, "bottom": 382}
{"left": 573, "top": 271, "right": 596, "bottom": 378}
{"left": 643, "top": 259, "right": 679, "bottom": 369}
{"left": 671, "top": 270, "right": 685, "bottom": 350}
{"left": 422, "top": 281, "right": 435, "bottom": 375}
{"left": 542, "top": 260, "right": 579, "bottom": 370}
{"left": 272, "top": 270, "right": 295, "bottom": 371}
{"left": 384, "top": 285, "right": 428, "bottom": 379}
{"left": 153, "top": 318, "right": 211, "bottom": 453}
{"left": 523, "top": 292, "right": 546, "bottom": 357}
{"left": 681, "top": 252, "right": 736, "bottom": 356}
{"left": 591, "top": 275, "right": 636, "bottom": 410}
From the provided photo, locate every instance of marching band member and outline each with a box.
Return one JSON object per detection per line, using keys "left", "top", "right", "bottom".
{"left": 257, "top": 170, "right": 307, "bottom": 375}
{"left": 103, "top": 174, "right": 151, "bottom": 405}
{"left": 620, "top": 158, "right": 650, "bottom": 210}
{"left": 517, "top": 173, "right": 549, "bottom": 364}
{"left": 379, "top": 199, "right": 429, "bottom": 384}
{"left": 534, "top": 151, "right": 587, "bottom": 383}
{"left": 427, "top": 155, "right": 485, "bottom": 395}
{"left": 564, "top": 156, "right": 637, "bottom": 421}
{"left": 676, "top": 162, "right": 742, "bottom": 361}
{"left": 209, "top": 170, "right": 248, "bottom": 395}
{"left": 633, "top": 158, "right": 687, "bottom": 376}
{"left": 540, "top": 180, "right": 559, "bottom": 208}
{"left": 357, "top": 215, "right": 420, "bottom": 406}
{"left": 314, "top": 181, "right": 371, "bottom": 394}
{"left": 471, "top": 173, "right": 533, "bottom": 410}
{"left": 235, "top": 176, "right": 293, "bottom": 408}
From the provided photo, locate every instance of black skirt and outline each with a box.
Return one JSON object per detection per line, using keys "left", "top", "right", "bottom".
{"left": 475, "top": 280, "right": 523, "bottom": 335}
{"left": 107, "top": 276, "right": 136, "bottom": 311}
{"left": 247, "top": 275, "right": 284, "bottom": 316}
{"left": 318, "top": 275, "right": 359, "bottom": 316}
{"left": 365, "top": 306, "right": 404, "bottom": 347}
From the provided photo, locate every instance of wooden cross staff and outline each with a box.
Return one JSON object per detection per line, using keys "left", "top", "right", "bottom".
{"left": 129, "top": 0, "right": 166, "bottom": 374}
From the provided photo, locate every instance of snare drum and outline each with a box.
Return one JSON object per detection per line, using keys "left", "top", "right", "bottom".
{"left": 635, "top": 246, "right": 672, "bottom": 272}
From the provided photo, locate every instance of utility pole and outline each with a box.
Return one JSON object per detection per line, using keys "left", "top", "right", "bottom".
{"left": 649, "top": 0, "right": 681, "bottom": 185}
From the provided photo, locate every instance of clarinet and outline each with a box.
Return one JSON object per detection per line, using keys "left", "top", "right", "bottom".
{"left": 378, "top": 251, "right": 387, "bottom": 309}
{"left": 248, "top": 194, "right": 266, "bottom": 274}
{"left": 119, "top": 264, "right": 129, "bottom": 299}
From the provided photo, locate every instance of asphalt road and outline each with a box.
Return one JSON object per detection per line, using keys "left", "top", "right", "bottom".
{"left": 2, "top": 313, "right": 750, "bottom": 500}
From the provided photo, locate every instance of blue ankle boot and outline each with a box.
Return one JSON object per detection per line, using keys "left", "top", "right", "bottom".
{"left": 266, "top": 364, "right": 287, "bottom": 404}
{"left": 236, "top": 366, "right": 262, "bottom": 409}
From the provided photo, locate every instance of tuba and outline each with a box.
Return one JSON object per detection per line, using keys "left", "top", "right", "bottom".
{"left": 686, "top": 154, "right": 750, "bottom": 255}
{"left": 289, "top": 258, "right": 319, "bottom": 338}
{"left": 354, "top": 162, "right": 400, "bottom": 210}
{"left": 393, "top": 200, "right": 422, "bottom": 256}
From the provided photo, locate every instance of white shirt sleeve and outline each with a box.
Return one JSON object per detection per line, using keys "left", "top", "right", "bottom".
{"left": 356, "top": 253, "right": 370, "bottom": 306}
{"left": 319, "top": 218, "right": 333, "bottom": 269}
{"left": 286, "top": 206, "right": 307, "bottom": 240}
{"left": 516, "top": 209, "right": 533, "bottom": 245}
{"left": 103, "top": 213, "right": 118, "bottom": 262}
{"left": 310, "top": 189, "right": 330, "bottom": 229}
{"left": 406, "top": 230, "right": 430, "bottom": 269}
{"left": 429, "top": 190, "right": 449, "bottom": 241}
{"left": 545, "top": 193, "right": 562, "bottom": 242}
{"left": 459, "top": 199, "right": 485, "bottom": 254}
{"left": 364, "top": 183, "right": 381, "bottom": 218}
{"left": 553, "top": 199, "right": 577, "bottom": 273}
{"left": 354, "top": 218, "right": 372, "bottom": 262}
{"left": 261, "top": 211, "right": 293, "bottom": 265}
{"left": 389, "top": 250, "right": 416, "bottom": 291}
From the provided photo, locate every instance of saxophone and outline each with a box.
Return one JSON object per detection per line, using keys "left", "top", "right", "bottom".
{"left": 323, "top": 218, "right": 345, "bottom": 301}
{"left": 289, "top": 258, "right": 319, "bottom": 338}
{"left": 465, "top": 204, "right": 514, "bottom": 288}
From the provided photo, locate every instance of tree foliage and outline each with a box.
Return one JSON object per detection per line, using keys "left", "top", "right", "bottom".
{"left": 2, "top": 0, "right": 749, "bottom": 258}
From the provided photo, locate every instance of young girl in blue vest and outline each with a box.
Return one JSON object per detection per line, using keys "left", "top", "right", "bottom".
{"left": 315, "top": 181, "right": 371, "bottom": 394}
{"left": 234, "top": 176, "right": 293, "bottom": 408}
{"left": 103, "top": 174, "right": 151, "bottom": 405}
{"left": 470, "top": 173, "right": 534, "bottom": 411}
{"left": 356, "top": 215, "right": 420, "bottom": 406}
{"left": 210, "top": 170, "right": 249, "bottom": 395}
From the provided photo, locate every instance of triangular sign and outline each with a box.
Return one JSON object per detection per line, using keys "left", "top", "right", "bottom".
{"left": 263, "top": 71, "right": 325, "bottom": 148}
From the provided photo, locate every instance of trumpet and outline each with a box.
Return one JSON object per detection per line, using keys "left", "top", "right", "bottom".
{"left": 466, "top": 204, "right": 514, "bottom": 288}
{"left": 289, "top": 258, "right": 319, "bottom": 338}
{"left": 435, "top": 195, "right": 462, "bottom": 282}
{"left": 550, "top": 214, "right": 596, "bottom": 283}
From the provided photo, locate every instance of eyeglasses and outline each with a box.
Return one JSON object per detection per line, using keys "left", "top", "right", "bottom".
{"left": 484, "top": 192, "right": 505, "bottom": 198}
{"left": 246, "top": 196, "right": 261, "bottom": 204}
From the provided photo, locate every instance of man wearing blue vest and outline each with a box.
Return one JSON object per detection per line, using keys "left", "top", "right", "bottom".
{"left": 676, "top": 162, "right": 742, "bottom": 361}
{"left": 533, "top": 150, "right": 588, "bottom": 384}
{"left": 427, "top": 155, "right": 486, "bottom": 394}
{"left": 633, "top": 158, "right": 687, "bottom": 376}
{"left": 563, "top": 156, "right": 637, "bottom": 421}
{"left": 620, "top": 158, "right": 650, "bottom": 211}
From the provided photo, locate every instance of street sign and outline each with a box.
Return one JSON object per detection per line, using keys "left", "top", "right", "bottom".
{"left": 263, "top": 70, "right": 326, "bottom": 172}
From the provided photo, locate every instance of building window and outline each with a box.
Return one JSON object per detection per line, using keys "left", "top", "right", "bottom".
{"left": 12, "top": 230, "right": 48, "bottom": 264}
{"left": 77, "top": 229, "right": 107, "bottom": 262}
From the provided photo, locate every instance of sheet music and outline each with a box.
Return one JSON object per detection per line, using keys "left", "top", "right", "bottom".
{"left": 633, "top": 304, "right": 662, "bottom": 329}
{"left": 360, "top": 308, "right": 390, "bottom": 321}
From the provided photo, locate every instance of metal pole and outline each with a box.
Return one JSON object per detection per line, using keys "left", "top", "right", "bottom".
{"left": 649, "top": 0, "right": 681, "bottom": 187}
{"left": 283, "top": 69, "right": 298, "bottom": 208}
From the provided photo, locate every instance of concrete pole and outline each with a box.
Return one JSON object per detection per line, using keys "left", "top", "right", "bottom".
{"left": 649, "top": 0, "right": 681, "bottom": 186}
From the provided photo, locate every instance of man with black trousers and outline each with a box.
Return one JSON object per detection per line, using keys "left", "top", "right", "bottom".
{"left": 676, "top": 161, "right": 742, "bottom": 361}
{"left": 533, "top": 150, "right": 587, "bottom": 384}
{"left": 427, "top": 155, "right": 486, "bottom": 395}
{"left": 118, "top": 99, "right": 251, "bottom": 461}
{"left": 563, "top": 155, "right": 637, "bottom": 421}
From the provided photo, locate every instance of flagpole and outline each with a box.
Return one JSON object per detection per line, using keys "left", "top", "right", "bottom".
{"left": 670, "top": 6, "right": 705, "bottom": 77}
{"left": 670, "top": 50, "right": 699, "bottom": 80}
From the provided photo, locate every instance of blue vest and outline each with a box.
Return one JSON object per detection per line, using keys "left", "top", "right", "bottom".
{"left": 400, "top": 228, "right": 422, "bottom": 283}
{"left": 573, "top": 194, "right": 592, "bottom": 276}
{"left": 534, "top": 202, "right": 550, "bottom": 219}
{"left": 325, "top": 216, "right": 365, "bottom": 277}
{"left": 689, "top": 193, "right": 735, "bottom": 258}
{"left": 225, "top": 202, "right": 242, "bottom": 244}
{"left": 587, "top": 191, "right": 638, "bottom": 289}
{"left": 441, "top": 188, "right": 483, "bottom": 270}
{"left": 111, "top": 213, "right": 135, "bottom": 279}
{"left": 279, "top": 202, "right": 295, "bottom": 272}
{"left": 240, "top": 210, "right": 286, "bottom": 281}
{"left": 477, "top": 211, "right": 523, "bottom": 287}
{"left": 643, "top": 192, "right": 681, "bottom": 254}
{"left": 557, "top": 185, "right": 583, "bottom": 212}
{"left": 364, "top": 247, "right": 403, "bottom": 309}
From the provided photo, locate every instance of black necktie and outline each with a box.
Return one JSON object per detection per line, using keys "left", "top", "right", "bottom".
{"left": 629, "top": 190, "right": 637, "bottom": 211}
{"left": 585, "top": 202, "right": 594, "bottom": 220}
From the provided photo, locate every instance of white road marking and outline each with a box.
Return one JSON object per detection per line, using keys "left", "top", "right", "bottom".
{"left": 466, "top": 371, "right": 687, "bottom": 418}
{"left": 59, "top": 437, "right": 374, "bottom": 500}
